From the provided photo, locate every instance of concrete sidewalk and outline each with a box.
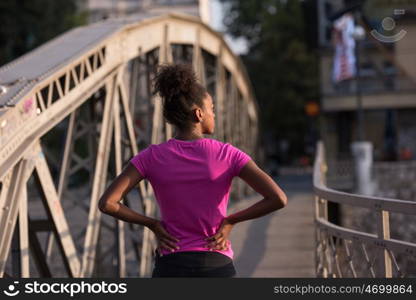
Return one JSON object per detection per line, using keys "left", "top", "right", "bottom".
{"left": 228, "top": 174, "right": 316, "bottom": 277}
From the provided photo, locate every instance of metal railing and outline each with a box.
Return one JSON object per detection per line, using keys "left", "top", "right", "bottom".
{"left": 313, "top": 141, "right": 416, "bottom": 278}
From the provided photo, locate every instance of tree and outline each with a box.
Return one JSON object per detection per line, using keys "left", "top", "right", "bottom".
{"left": 0, "top": 0, "right": 88, "bottom": 66}
{"left": 221, "top": 0, "right": 319, "bottom": 162}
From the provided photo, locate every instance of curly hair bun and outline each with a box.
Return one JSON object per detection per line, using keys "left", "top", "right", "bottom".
{"left": 153, "top": 63, "right": 198, "bottom": 99}
{"left": 152, "top": 63, "right": 207, "bottom": 130}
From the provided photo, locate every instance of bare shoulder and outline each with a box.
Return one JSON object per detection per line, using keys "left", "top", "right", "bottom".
{"left": 238, "top": 160, "right": 287, "bottom": 205}
{"left": 238, "top": 160, "right": 265, "bottom": 180}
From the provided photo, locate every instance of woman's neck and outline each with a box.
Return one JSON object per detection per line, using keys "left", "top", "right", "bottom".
{"left": 174, "top": 128, "right": 204, "bottom": 141}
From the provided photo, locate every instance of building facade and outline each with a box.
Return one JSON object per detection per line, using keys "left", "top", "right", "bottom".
{"left": 318, "top": 0, "right": 416, "bottom": 161}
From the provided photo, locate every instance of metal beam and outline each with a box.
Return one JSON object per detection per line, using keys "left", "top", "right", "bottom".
{"left": 113, "top": 80, "right": 126, "bottom": 277}
{"left": 11, "top": 181, "right": 29, "bottom": 277}
{"left": 80, "top": 74, "right": 117, "bottom": 277}
{"left": 0, "top": 160, "right": 28, "bottom": 277}
{"left": 34, "top": 142, "right": 80, "bottom": 277}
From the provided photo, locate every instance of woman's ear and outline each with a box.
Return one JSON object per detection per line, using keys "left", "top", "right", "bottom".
{"left": 194, "top": 106, "right": 204, "bottom": 123}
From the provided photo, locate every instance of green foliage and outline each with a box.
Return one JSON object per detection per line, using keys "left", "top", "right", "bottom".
{"left": 221, "top": 0, "right": 319, "bottom": 156}
{"left": 0, "top": 0, "right": 88, "bottom": 66}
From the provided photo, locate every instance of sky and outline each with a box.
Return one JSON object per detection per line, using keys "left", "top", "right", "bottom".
{"left": 209, "top": 0, "right": 248, "bottom": 55}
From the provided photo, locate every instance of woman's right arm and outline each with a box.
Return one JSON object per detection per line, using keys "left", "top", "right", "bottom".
{"left": 225, "top": 160, "right": 288, "bottom": 225}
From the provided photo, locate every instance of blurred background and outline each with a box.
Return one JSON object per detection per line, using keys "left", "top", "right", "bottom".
{"left": 0, "top": 0, "right": 318, "bottom": 172}
{"left": 1, "top": 0, "right": 416, "bottom": 278}
{"left": 2, "top": 0, "right": 415, "bottom": 171}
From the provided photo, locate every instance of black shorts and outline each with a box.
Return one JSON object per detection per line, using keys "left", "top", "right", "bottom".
{"left": 151, "top": 250, "right": 237, "bottom": 278}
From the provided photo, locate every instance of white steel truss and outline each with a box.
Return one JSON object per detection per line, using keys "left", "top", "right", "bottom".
{"left": 0, "top": 13, "right": 260, "bottom": 278}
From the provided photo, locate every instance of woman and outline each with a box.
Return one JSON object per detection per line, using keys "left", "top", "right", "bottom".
{"left": 98, "top": 63, "right": 287, "bottom": 277}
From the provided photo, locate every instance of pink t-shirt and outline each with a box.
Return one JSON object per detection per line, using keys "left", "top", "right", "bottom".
{"left": 129, "top": 137, "right": 251, "bottom": 260}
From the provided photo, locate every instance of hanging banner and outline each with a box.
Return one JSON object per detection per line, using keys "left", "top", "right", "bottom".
{"left": 332, "top": 12, "right": 356, "bottom": 83}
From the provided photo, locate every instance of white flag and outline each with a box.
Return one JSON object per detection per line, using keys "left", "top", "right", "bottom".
{"left": 332, "top": 13, "right": 356, "bottom": 83}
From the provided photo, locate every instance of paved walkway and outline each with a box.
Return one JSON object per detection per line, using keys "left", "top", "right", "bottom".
{"left": 229, "top": 173, "right": 315, "bottom": 277}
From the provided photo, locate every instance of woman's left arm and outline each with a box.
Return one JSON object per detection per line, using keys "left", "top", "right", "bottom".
{"left": 98, "top": 163, "right": 180, "bottom": 252}
{"left": 98, "top": 163, "right": 157, "bottom": 229}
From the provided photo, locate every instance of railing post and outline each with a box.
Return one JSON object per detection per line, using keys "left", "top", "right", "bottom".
{"left": 315, "top": 142, "right": 330, "bottom": 278}
{"left": 315, "top": 195, "right": 329, "bottom": 278}
{"left": 314, "top": 195, "right": 320, "bottom": 277}
{"left": 376, "top": 209, "right": 392, "bottom": 278}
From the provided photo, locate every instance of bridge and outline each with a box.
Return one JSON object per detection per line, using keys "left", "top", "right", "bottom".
{"left": 0, "top": 13, "right": 415, "bottom": 278}
{"left": 0, "top": 13, "right": 259, "bottom": 278}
